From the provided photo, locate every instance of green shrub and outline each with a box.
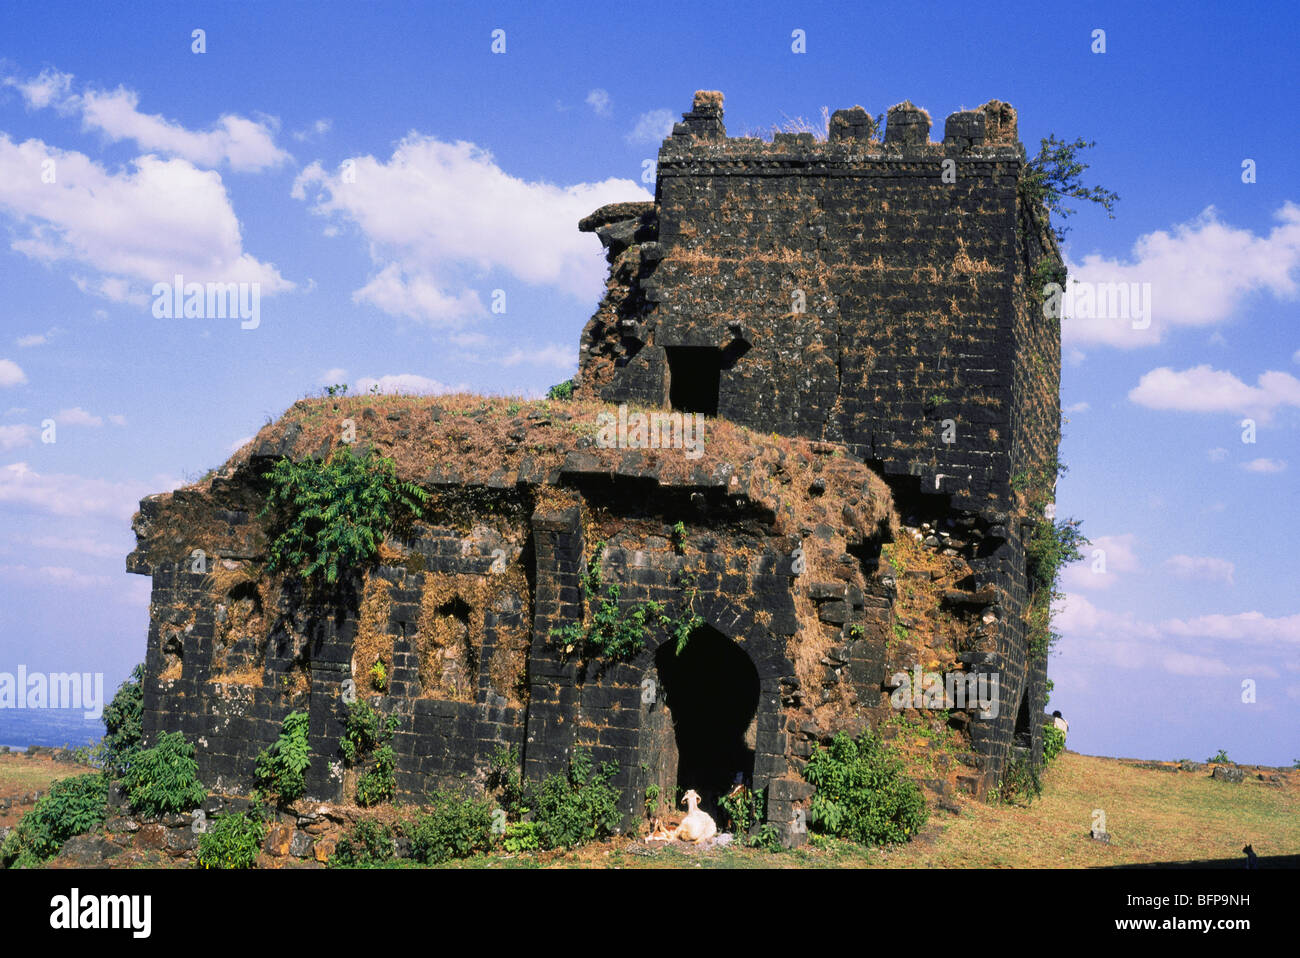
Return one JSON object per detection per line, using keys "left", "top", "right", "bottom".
{"left": 409, "top": 792, "right": 494, "bottom": 864}
{"left": 1208, "top": 749, "right": 1231, "bottom": 764}
{"left": 197, "top": 811, "right": 264, "bottom": 869}
{"left": 718, "top": 785, "right": 765, "bottom": 844}
{"left": 260, "top": 445, "right": 428, "bottom": 587}
{"left": 329, "top": 820, "right": 394, "bottom": 867}
{"left": 1020, "top": 134, "right": 1120, "bottom": 243}
{"left": 340, "top": 699, "right": 397, "bottom": 764}
{"left": 502, "top": 820, "right": 540, "bottom": 853}
{"left": 550, "top": 560, "right": 666, "bottom": 662}
{"left": 531, "top": 747, "right": 621, "bottom": 850}
{"left": 486, "top": 744, "right": 526, "bottom": 818}
{"left": 671, "top": 520, "right": 687, "bottom": 553}
{"left": 100, "top": 664, "right": 145, "bottom": 775}
{"left": 254, "top": 711, "right": 311, "bottom": 805}
{"left": 546, "top": 379, "right": 575, "bottom": 401}
{"left": 995, "top": 756, "right": 1042, "bottom": 805}
{"left": 1042, "top": 725, "right": 1066, "bottom": 763}
{"left": 355, "top": 745, "right": 396, "bottom": 807}
{"left": 122, "top": 732, "right": 206, "bottom": 817}
{"left": 803, "top": 730, "right": 928, "bottom": 845}
{"left": 341, "top": 701, "right": 399, "bottom": 806}
{"left": 1014, "top": 459, "right": 1089, "bottom": 662}
{"left": 0, "top": 772, "right": 109, "bottom": 868}
{"left": 549, "top": 543, "right": 700, "bottom": 662}
{"left": 718, "top": 786, "right": 781, "bottom": 851}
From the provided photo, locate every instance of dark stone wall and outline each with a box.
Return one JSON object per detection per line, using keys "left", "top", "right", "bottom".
{"left": 139, "top": 524, "right": 531, "bottom": 804}
{"left": 580, "top": 92, "right": 1062, "bottom": 522}
{"left": 574, "top": 91, "right": 1065, "bottom": 789}
{"left": 127, "top": 91, "right": 1067, "bottom": 842}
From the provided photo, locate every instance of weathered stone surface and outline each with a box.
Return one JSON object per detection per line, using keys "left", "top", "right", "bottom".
{"left": 1211, "top": 766, "right": 1245, "bottom": 784}
{"left": 53, "top": 833, "right": 121, "bottom": 867}
{"left": 289, "top": 830, "right": 315, "bottom": 858}
{"left": 124, "top": 89, "right": 1061, "bottom": 839}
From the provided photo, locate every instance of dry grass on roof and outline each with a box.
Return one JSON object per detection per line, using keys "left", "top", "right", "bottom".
{"left": 190, "top": 391, "right": 900, "bottom": 548}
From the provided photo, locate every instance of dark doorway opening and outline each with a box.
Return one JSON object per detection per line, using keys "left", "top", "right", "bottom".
{"left": 1013, "top": 689, "right": 1032, "bottom": 748}
{"left": 654, "top": 624, "right": 759, "bottom": 820}
{"left": 665, "top": 347, "right": 721, "bottom": 416}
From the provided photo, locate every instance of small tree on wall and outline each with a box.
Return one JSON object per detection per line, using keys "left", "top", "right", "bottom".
{"left": 1020, "top": 134, "right": 1120, "bottom": 244}
{"left": 259, "top": 445, "right": 427, "bottom": 591}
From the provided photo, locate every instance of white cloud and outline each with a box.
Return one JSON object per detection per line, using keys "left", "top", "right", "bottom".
{"left": 1161, "top": 611, "right": 1300, "bottom": 645}
{"left": 229, "top": 435, "right": 253, "bottom": 453}
{"left": 0, "top": 135, "right": 293, "bottom": 302}
{"left": 500, "top": 344, "right": 576, "bottom": 368}
{"left": 0, "top": 359, "right": 27, "bottom": 387}
{"left": 1160, "top": 651, "right": 1234, "bottom": 677}
{"left": 0, "top": 461, "right": 179, "bottom": 519}
{"left": 1207, "top": 447, "right": 1228, "bottom": 462}
{"left": 318, "top": 367, "right": 348, "bottom": 385}
{"left": 586, "top": 89, "right": 612, "bottom": 116}
{"left": 626, "top": 109, "right": 676, "bottom": 144}
{"left": 1128, "top": 365, "right": 1300, "bottom": 423}
{"left": 0, "top": 424, "right": 35, "bottom": 450}
{"left": 352, "top": 264, "right": 485, "bottom": 325}
{"left": 16, "top": 333, "right": 46, "bottom": 347}
{"left": 7, "top": 69, "right": 73, "bottom": 108}
{"left": 1060, "top": 533, "right": 1138, "bottom": 592}
{"left": 54, "top": 407, "right": 103, "bottom": 427}
{"left": 27, "top": 534, "right": 123, "bottom": 558}
{"left": 1054, "top": 592, "right": 1158, "bottom": 646}
{"left": 1293, "top": 348, "right": 1300, "bottom": 364}
{"left": 1054, "top": 593, "right": 1300, "bottom": 683}
{"left": 293, "top": 118, "right": 332, "bottom": 142}
{"left": 0, "top": 563, "right": 112, "bottom": 590}
{"left": 1242, "top": 457, "right": 1286, "bottom": 473}
{"left": 293, "top": 136, "right": 649, "bottom": 325}
{"left": 108, "top": 414, "right": 126, "bottom": 427}
{"left": 1063, "top": 203, "right": 1300, "bottom": 348}
{"left": 1064, "top": 401, "right": 1089, "bottom": 413}
{"left": 448, "top": 331, "right": 490, "bottom": 348}
{"left": 354, "top": 374, "right": 468, "bottom": 395}
{"left": 1162, "top": 554, "right": 1235, "bottom": 585}
{"left": 6, "top": 69, "right": 290, "bottom": 172}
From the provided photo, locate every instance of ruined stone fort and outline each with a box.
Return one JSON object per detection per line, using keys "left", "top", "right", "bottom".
{"left": 127, "top": 91, "right": 1063, "bottom": 845}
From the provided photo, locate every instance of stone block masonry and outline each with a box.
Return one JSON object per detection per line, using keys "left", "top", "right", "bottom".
{"left": 126, "top": 90, "right": 1063, "bottom": 847}
{"left": 578, "top": 91, "right": 1061, "bottom": 520}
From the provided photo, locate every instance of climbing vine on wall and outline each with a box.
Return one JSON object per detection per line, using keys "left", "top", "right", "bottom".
{"left": 549, "top": 542, "right": 702, "bottom": 663}
{"left": 1012, "top": 457, "right": 1088, "bottom": 662}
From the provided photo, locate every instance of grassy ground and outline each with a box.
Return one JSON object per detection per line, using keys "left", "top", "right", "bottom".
{"left": 872, "top": 752, "right": 1298, "bottom": 868}
{"left": 343, "top": 751, "right": 1300, "bottom": 869}
{"left": 4, "top": 750, "right": 1295, "bottom": 868}
{"left": 0, "top": 753, "right": 97, "bottom": 832}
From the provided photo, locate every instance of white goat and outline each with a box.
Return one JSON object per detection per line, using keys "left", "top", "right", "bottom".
{"left": 672, "top": 788, "right": 717, "bottom": 843}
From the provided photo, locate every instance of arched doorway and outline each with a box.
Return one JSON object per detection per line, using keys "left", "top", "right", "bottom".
{"left": 654, "top": 623, "right": 760, "bottom": 819}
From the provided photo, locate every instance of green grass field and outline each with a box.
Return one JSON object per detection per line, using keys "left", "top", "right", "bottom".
{"left": 3, "top": 750, "right": 1294, "bottom": 868}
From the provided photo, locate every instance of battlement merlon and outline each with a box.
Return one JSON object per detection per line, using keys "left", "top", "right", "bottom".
{"left": 657, "top": 91, "right": 1025, "bottom": 165}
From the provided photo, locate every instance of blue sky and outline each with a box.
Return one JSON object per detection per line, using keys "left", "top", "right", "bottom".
{"left": 0, "top": 0, "right": 1296, "bottom": 764}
